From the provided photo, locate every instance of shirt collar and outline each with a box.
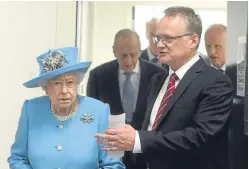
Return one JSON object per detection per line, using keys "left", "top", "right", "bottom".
{"left": 211, "top": 63, "right": 226, "bottom": 71}
{"left": 169, "top": 53, "right": 200, "bottom": 80}
{"left": 119, "top": 59, "right": 140, "bottom": 75}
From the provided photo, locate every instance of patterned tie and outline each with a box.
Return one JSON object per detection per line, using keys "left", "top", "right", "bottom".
{"left": 122, "top": 72, "right": 134, "bottom": 123}
{"left": 152, "top": 73, "right": 179, "bottom": 130}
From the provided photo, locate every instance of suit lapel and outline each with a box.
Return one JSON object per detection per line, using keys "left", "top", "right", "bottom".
{"left": 131, "top": 59, "right": 148, "bottom": 127}
{"left": 133, "top": 59, "right": 145, "bottom": 115}
{"left": 107, "top": 61, "right": 123, "bottom": 114}
{"left": 141, "top": 49, "right": 149, "bottom": 61}
{"left": 156, "top": 59, "right": 205, "bottom": 128}
{"left": 142, "top": 72, "right": 168, "bottom": 129}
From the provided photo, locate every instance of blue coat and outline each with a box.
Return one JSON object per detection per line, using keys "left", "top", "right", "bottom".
{"left": 8, "top": 95, "right": 125, "bottom": 169}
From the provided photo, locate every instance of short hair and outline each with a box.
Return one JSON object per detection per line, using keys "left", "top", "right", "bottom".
{"left": 146, "top": 17, "right": 159, "bottom": 30}
{"left": 164, "top": 6, "right": 202, "bottom": 48}
{"left": 146, "top": 17, "right": 159, "bottom": 37}
{"left": 113, "top": 29, "right": 141, "bottom": 49}
{"left": 41, "top": 71, "right": 85, "bottom": 91}
{"left": 205, "top": 24, "right": 227, "bottom": 37}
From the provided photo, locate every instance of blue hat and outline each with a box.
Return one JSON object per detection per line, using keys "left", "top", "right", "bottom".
{"left": 23, "top": 47, "right": 91, "bottom": 88}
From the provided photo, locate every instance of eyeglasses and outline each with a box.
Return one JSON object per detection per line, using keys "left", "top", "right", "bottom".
{"left": 152, "top": 33, "right": 194, "bottom": 44}
{"left": 51, "top": 79, "right": 76, "bottom": 90}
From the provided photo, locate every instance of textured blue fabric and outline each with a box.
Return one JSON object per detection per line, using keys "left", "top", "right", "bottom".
{"left": 8, "top": 95, "right": 125, "bottom": 169}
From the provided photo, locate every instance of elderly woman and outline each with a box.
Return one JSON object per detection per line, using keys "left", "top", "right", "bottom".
{"left": 8, "top": 47, "right": 125, "bottom": 169}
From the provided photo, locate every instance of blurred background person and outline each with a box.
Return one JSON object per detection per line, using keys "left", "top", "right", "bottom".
{"left": 205, "top": 24, "right": 226, "bottom": 72}
{"left": 205, "top": 24, "right": 237, "bottom": 93}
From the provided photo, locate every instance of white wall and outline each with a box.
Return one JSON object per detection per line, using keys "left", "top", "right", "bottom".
{"left": 79, "top": 1, "right": 227, "bottom": 94}
{"left": 0, "top": 2, "right": 76, "bottom": 168}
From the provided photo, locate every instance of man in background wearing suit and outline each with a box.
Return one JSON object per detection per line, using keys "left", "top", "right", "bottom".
{"left": 205, "top": 24, "right": 236, "bottom": 92}
{"left": 96, "top": 6, "right": 233, "bottom": 169}
{"left": 205, "top": 25, "right": 245, "bottom": 169}
{"left": 140, "top": 18, "right": 169, "bottom": 70}
{"left": 205, "top": 24, "right": 226, "bottom": 72}
{"left": 87, "top": 29, "right": 164, "bottom": 169}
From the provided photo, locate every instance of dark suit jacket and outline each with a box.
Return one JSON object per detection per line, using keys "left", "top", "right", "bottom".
{"left": 87, "top": 58, "right": 165, "bottom": 129}
{"left": 198, "top": 52, "right": 210, "bottom": 65}
{"left": 140, "top": 48, "right": 169, "bottom": 71}
{"left": 86, "top": 58, "right": 165, "bottom": 169}
{"left": 137, "top": 58, "right": 233, "bottom": 169}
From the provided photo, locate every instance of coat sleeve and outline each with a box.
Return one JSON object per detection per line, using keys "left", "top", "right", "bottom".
{"left": 87, "top": 70, "right": 99, "bottom": 99}
{"left": 8, "top": 100, "right": 33, "bottom": 169}
{"left": 98, "top": 104, "right": 125, "bottom": 169}
{"left": 139, "top": 74, "right": 233, "bottom": 159}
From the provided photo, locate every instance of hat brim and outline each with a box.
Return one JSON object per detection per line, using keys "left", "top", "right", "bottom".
{"left": 23, "top": 61, "right": 91, "bottom": 88}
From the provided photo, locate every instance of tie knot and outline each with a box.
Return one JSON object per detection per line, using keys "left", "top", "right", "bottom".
{"left": 124, "top": 72, "right": 133, "bottom": 79}
{"left": 170, "top": 73, "right": 178, "bottom": 81}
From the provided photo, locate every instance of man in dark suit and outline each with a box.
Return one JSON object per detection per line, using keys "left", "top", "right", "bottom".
{"left": 204, "top": 24, "right": 237, "bottom": 94}
{"left": 87, "top": 29, "right": 165, "bottom": 169}
{"left": 140, "top": 18, "right": 169, "bottom": 70}
{"left": 205, "top": 24, "right": 227, "bottom": 72}
{"left": 95, "top": 6, "right": 233, "bottom": 169}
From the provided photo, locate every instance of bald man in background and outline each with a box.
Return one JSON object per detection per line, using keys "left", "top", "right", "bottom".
{"left": 205, "top": 24, "right": 237, "bottom": 95}
{"left": 140, "top": 18, "right": 169, "bottom": 70}
{"left": 205, "top": 24, "right": 226, "bottom": 72}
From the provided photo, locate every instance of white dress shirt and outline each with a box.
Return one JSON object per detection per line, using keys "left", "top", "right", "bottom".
{"left": 119, "top": 60, "right": 141, "bottom": 113}
{"left": 211, "top": 63, "right": 226, "bottom": 72}
{"left": 133, "top": 54, "right": 200, "bottom": 153}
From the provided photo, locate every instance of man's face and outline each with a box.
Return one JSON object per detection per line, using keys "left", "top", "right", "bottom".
{"left": 113, "top": 35, "right": 141, "bottom": 72}
{"left": 205, "top": 29, "right": 226, "bottom": 68}
{"left": 147, "top": 20, "right": 158, "bottom": 56}
{"left": 156, "top": 15, "right": 198, "bottom": 70}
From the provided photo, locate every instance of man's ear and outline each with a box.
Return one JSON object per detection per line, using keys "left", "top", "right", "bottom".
{"left": 190, "top": 34, "right": 199, "bottom": 49}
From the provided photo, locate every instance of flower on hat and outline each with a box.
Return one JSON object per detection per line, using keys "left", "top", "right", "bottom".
{"left": 40, "top": 49, "right": 69, "bottom": 73}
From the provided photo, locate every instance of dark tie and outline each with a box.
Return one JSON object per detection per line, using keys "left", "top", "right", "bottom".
{"left": 219, "top": 69, "right": 225, "bottom": 73}
{"left": 122, "top": 72, "right": 134, "bottom": 123}
{"left": 152, "top": 73, "right": 179, "bottom": 130}
{"left": 151, "top": 57, "right": 159, "bottom": 64}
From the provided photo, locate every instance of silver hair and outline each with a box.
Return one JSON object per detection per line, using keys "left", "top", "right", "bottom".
{"left": 41, "top": 71, "right": 85, "bottom": 91}
{"left": 146, "top": 17, "right": 159, "bottom": 35}
{"left": 113, "top": 29, "right": 141, "bottom": 49}
{"left": 164, "top": 6, "right": 202, "bottom": 48}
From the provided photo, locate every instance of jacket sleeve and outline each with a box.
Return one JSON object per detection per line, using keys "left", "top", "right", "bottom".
{"left": 139, "top": 74, "right": 233, "bottom": 159}
{"left": 98, "top": 104, "right": 125, "bottom": 169}
{"left": 8, "top": 100, "right": 33, "bottom": 169}
{"left": 87, "top": 70, "right": 99, "bottom": 99}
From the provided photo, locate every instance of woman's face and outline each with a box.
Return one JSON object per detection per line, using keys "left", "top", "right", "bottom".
{"left": 45, "top": 74, "right": 78, "bottom": 109}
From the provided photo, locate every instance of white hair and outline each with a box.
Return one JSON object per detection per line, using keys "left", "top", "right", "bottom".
{"left": 41, "top": 71, "right": 85, "bottom": 91}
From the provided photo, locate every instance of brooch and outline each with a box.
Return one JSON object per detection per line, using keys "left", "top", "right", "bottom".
{"left": 80, "top": 113, "right": 94, "bottom": 124}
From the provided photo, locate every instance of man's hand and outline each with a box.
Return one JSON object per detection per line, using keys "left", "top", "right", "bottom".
{"left": 95, "top": 124, "right": 136, "bottom": 151}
